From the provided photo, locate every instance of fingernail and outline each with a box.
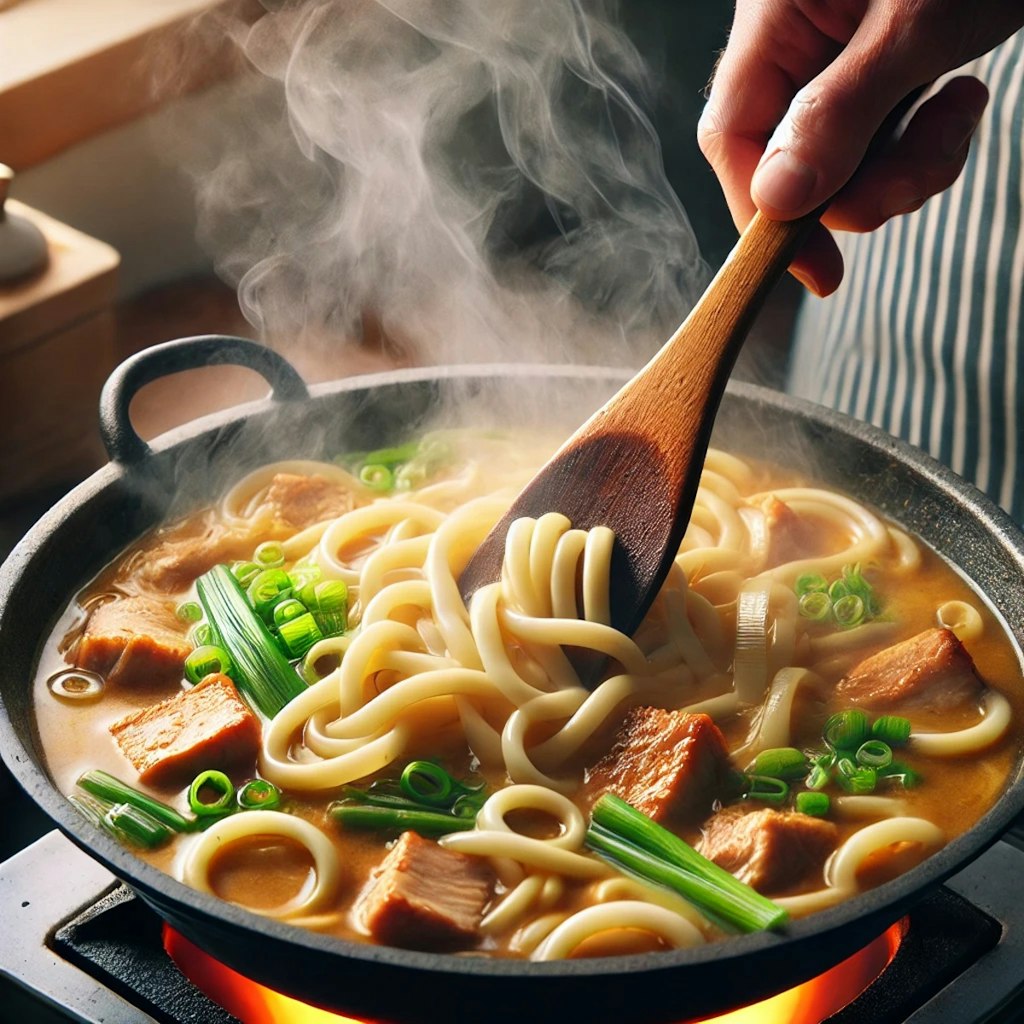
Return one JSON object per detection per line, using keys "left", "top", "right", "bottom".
{"left": 752, "top": 150, "right": 818, "bottom": 214}
{"left": 942, "top": 109, "right": 981, "bottom": 158}
{"left": 790, "top": 266, "right": 823, "bottom": 297}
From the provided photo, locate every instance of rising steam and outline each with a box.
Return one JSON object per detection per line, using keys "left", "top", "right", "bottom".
{"left": 179, "top": 0, "right": 708, "bottom": 367}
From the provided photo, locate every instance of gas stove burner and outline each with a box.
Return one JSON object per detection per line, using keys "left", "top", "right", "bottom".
{"left": 3, "top": 831, "right": 1024, "bottom": 1024}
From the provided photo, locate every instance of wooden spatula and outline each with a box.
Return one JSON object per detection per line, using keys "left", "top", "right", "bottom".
{"left": 458, "top": 209, "right": 818, "bottom": 643}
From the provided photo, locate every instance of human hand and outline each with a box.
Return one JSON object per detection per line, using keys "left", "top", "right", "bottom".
{"left": 697, "top": 1, "right": 1024, "bottom": 295}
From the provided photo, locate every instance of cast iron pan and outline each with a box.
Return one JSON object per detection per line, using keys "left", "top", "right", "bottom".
{"left": 2, "top": 336, "right": 1024, "bottom": 1023}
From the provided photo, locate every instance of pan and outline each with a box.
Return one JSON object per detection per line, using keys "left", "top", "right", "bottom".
{"left": 2, "top": 334, "right": 1023, "bottom": 1023}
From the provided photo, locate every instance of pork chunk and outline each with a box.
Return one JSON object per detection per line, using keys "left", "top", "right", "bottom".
{"left": 761, "top": 496, "right": 819, "bottom": 568}
{"left": 74, "top": 595, "right": 191, "bottom": 687}
{"left": 263, "top": 473, "right": 354, "bottom": 529}
{"left": 109, "top": 674, "right": 260, "bottom": 785}
{"left": 836, "top": 628, "right": 982, "bottom": 711}
{"left": 356, "top": 831, "right": 494, "bottom": 950}
{"left": 698, "top": 805, "right": 838, "bottom": 894}
{"left": 585, "top": 709, "right": 738, "bottom": 825}
{"left": 136, "top": 528, "right": 255, "bottom": 594}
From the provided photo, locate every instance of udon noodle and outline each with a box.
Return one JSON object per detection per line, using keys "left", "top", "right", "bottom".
{"left": 35, "top": 432, "right": 1023, "bottom": 959}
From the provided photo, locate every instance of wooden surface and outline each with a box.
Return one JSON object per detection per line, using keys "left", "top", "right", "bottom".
{"left": 0, "top": 0, "right": 250, "bottom": 170}
{"left": 459, "top": 211, "right": 816, "bottom": 647}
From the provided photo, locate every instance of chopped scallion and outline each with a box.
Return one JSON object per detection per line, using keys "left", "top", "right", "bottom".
{"left": 76, "top": 770, "right": 191, "bottom": 832}
{"left": 184, "top": 644, "right": 234, "bottom": 685}
{"left": 795, "top": 573, "right": 828, "bottom": 596}
{"left": 196, "top": 565, "right": 307, "bottom": 718}
{"left": 823, "top": 709, "right": 871, "bottom": 751}
{"left": 855, "top": 739, "right": 893, "bottom": 768}
{"left": 231, "top": 561, "right": 261, "bottom": 588}
{"left": 872, "top": 715, "right": 912, "bottom": 746}
{"left": 799, "top": 591, "right": 832, "bottom": 621}
{"left": 795, "top": 791, "right": 830, "bottom": 817}
{"left": 278, "top": 611, "right": 324, "bottom": 658}
{"left": 743, "top": 774, "right": 790, "bottom": 804}
{"left": 750, "top": 747, "right": 808, "bottom": 781}
{"left": 359, "top": 464, "right": 394, "bottom": 491}
{"left": 330, "top": 803, "right": 476, "bottom": 837}
{"left": 254, "top": 541, "right": 286, "bottom": 568}
{"left": 237, "top": 779, "right": 282, "bottom": 811}
{"left": 833, "top": 594, "right": 866, "bottom": 628}
{"left": 175, "top": 601, "right": 203, "bottom": 624}
{"left": 188, "top": 770, "right": 235, "bottom": 817}
{"left": 587, "top": 795, "right": 787, "bottom": 933}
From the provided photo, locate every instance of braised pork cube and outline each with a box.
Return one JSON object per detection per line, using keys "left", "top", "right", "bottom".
{"left": 109, "top": 674, "right": 260, "bottom": 785}
{"left": 263, "top": 473, "right": 355, "bottom": 529}
{"left": 74, "top": 595, "right": 191, "bottom": 687}
{"left": 760, "top": 496, "right": 819, "bottom": 568}
{"left": 356, "top": 831, "right": 494, "bottom": 950}
{"left": 137, "top": 526, "right": 255, "bottom": 593}
{"left": 585, "top": 709, "right": 737, "bottom": 825}
{"left": 836, "top": 628, "right": 982, "bottom": 711}
{"left": 698, "top": 805, "right": 838, "bottom": 894}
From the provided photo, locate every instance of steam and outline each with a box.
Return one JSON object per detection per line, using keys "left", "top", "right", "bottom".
{"left": 179, "top": 0, "right": 708, "bottom": 367}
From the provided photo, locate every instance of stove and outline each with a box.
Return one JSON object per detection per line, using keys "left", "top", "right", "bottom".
{"left": 3, "top": 830, "right": 1024, "bottom": 1024}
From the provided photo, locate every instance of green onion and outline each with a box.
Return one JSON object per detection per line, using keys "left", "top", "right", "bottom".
{"left": 175, "top": 601, "right": 203, "bottom": 624}
{"left": 743, "top": 774, "right": 790, "bottom": 804}
{"left": 587, "top": 795, "right": 787, "bottom": 933}
{"left": 805, "top": 763, "right": 831, "bottom": 790}
{"left": 237, "top": 779, "right": 282, "bottom": 811}
{"left": 189, "top": 623, "right": 214, "bottom": 648}
{"left": 799, "top": 591, "right": 832, "bottom": 621}
{"left": 361, "top": 442, "right": 419, "bottom": 467}
{"left": 833, "top": 594, "right": 866, "bottom": 628}
{"left": 836, "top": 757, "right": 877, "bottom": 794}
{"left": 254, "top": 541, "right": 286, "bottom": 568}
{"left": 795, "top": 792, "right": 831, "bottom": 817}
{"left": 71, "top": 791, "right": 175, "bottom": 850}
{"left": 359, "top": 464, "right": 394, "bottom": 491}
{"left": 303, "top": 580, "right": 348, "bottom": 637}
{"left": 184, "top": 644, "right": 233, "bottom": 684}
{"left": 872, "top": 715, "right": 912, "bottom": 746}
{"left": 750, "top": 747, "right": 808, "bottom": 781}
{"left": 188, "top": 770, "right": 235, "bottom": 817}
{"left": 400, "top": 761, "right": 456, "bottom": 806}
{"left": 879, "top": 762, "right": 922, "bottom": 789}
{"left": 247, "top": 568, "right": 294, "bottom": 620}
{"left": 823, "top": 709, "right": 871, "bottom": 751}
{"left": 231, "top": 560, "right": 262, "bottom": 588}
{"left": 856, "top": 739, "right": 893, "bottom": 768}
{"left": 273, "top": 599, "right": 308, "bottom": 627}
{"left": 196, "top": 565, "right": 307, "bottom": 718}
{"left": 795, "top": 573, "right": 829, "bottom": 596}
{"left": 828, "top": 579, "right": 850, "bottom": 602}
{"left": 76, "top": 770, "right": 191, "bottom": 832}
{"left": 105, "top": 802, "right": 174, "bottom": 849}
{"left": 278, "top": 611, "right": 324, "bottom": 658}
{"left": 842, "top": 564, "right": 880, "bottom": 616}
{"left": 330, "top": 803, "right": 476, "bottom": 837}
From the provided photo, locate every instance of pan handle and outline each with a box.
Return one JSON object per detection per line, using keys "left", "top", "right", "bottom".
{"left": 99, "top": 335, "right": 310, "bottom": 465}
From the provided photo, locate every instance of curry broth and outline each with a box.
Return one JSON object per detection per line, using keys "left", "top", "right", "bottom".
{"left": 31, "top": 449, "right": 1024, "bottom": 957}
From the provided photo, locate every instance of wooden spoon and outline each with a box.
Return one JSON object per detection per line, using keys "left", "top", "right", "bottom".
{"left": 457, "top": 209, "right": 818, "bottom": 645}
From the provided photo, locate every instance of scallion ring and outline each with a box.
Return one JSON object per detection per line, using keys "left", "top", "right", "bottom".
{"left": 254, "top": 541, "right": 286, "bottom": 569}
{"left": 795, "top": 573, "right": 829, "bottom": 596}
{"left": 872, "top": 715, "right": 912, "bottom": 746}
{"left": 833, "top": 594, "right": 866, "bottom": 628}
{"left": 400, "top": 761, "right": 455, "bottom": 807}
{"left": 359, "top": 464, "right": 394, "bottom": 491}
{"left": 184, "top": 645, "right": 233, "bottom": 685}
{"left": 798, "top": 591, "right": 832, "bottom": 622}
{"left": 855, "top": 739, "right": 893, "bottom": 768}
{"left": 189, "top": 770, "right": 236, "bottom": 817}
{"left": 237, "top": 779, "right": 282, "bottom": 811}
{"left": 823, "top": 709, "right": 871, "bottom": 751}
{"left": 744, "top": 774, "right": 790, "bottom": 804}
{"left": 750, "top": 747, "right": 808, "bottom": 781}
{"left": 175, "top": 601, "right": 203, "bottom": 624}
{"left": 231, "top": 561, "right": 261, "bottom": 588}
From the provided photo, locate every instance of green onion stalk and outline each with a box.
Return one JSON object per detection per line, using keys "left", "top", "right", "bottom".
{"left": 586, "top": 794, "right": 787, "bottom": 933}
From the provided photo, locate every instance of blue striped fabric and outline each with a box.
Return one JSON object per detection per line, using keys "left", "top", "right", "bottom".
{"left": 787, "top": 32, "right": 1024, "bottom": 521}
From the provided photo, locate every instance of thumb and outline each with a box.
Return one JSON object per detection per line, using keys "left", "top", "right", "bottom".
{"left": 750, "top": 36, "right": 920, "bottom": 218}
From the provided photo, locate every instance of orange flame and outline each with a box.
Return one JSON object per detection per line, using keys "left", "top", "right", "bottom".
{"left": 165, "top": 921, "right": 904, "bottom": 1024}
